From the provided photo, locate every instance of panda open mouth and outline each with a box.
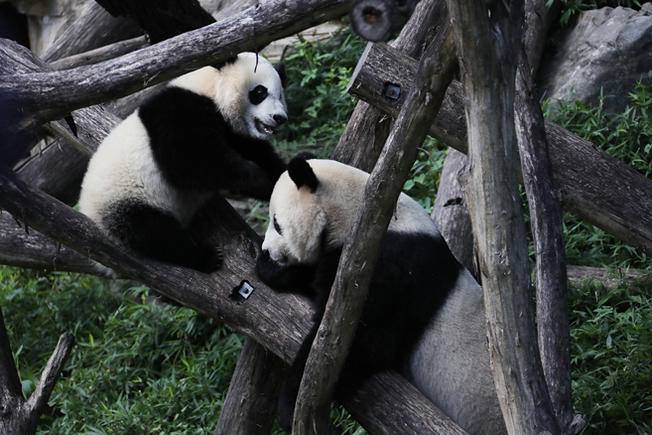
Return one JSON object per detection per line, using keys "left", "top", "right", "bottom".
{"left": 254, "top": 118, "right": 277, "bottom": 136}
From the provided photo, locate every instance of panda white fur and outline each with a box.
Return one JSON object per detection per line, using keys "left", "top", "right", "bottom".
{"left": 79, "top": 52, "right": 287, "bottom": 272}
{"left": 255, "top": 156, "right": 507, "bottom": 434}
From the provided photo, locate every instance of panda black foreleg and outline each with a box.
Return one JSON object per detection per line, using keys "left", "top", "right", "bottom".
{"left": 274, "top": 248, "right": 342, "bottom": 430}
{"left": 220, "top": 155, "right": 280, "bottom": 201}
{"left": 102, "top": 199, "right": 222, "bottom": 273}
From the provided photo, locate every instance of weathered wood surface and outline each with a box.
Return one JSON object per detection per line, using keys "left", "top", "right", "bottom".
{"left": 0, "top": 213, "right": 110, "bottom": 275}
{"left": 515, "top": 48, "right": 582, "bottom": 434}
{"left": 49, "top": 35, "right": 149, "bottom": 70}
{"left": 430, "top": 149, "right": 477, "bottom": 278}
{"left": 0, "top": 0, "right": 353, "bottom": 125}
{"left": 333, "top": 0, "right": 449, "bottom": 171}
{"left": 95, "top": 0, "right": 215, "bottom": 43}
{"left": 214, "top": 338, "right": 286, "bottom": 435}
{"left": 41, "top": 0, "right": 141, "bottom": 62}
{"left": 0, "top": 308, "right": 74, "bottom": 435}
{"left": 0, "top": 168, "right": 467, "bottom": 434}
{"left": 347, "top": 42, "right": 652, "bottom": 256}
{"left": 446, "top": 0, "right": 559, "bottom": 431}
{"left": 349, "top": 0, "right": 419, "bottom": 42}
{"left": 292, "top": 26, "right": 459, "bottom": 433}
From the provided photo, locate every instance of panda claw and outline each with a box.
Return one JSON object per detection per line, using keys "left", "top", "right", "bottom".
{"left": 194, "top": 246, "right": 223, "bottom": 273}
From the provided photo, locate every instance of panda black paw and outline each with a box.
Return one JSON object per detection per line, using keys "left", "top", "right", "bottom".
{"left": 192, "top": 245, "right": 223, "bottom": 273}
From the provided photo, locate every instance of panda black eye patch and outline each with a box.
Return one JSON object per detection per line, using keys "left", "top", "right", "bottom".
{"left": 273, "top": 215, "right": 282, "bottom": 235}
{"left": 249, "top": 85, "right": 268, "bottom": 105}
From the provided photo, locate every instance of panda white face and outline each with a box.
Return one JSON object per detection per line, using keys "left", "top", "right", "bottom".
{"left": 262, "top": 169, "right": 327, "bottom": 265}
{"left": 261, "top": 158, "right": 371, "bottom": 266}
{"left": 216, "top": 53, "right": 287, "bottom": 140}
{"left": 170, "top": 53, "right": 287, "bottom": 141}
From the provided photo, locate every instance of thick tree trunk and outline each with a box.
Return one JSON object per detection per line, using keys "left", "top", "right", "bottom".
{"left": 214, "top": 338, "right": 286, "bottom": 435}
{"left": 445, "top": 0, "right": 559, "bottom": 432}
{"left": 347, "top": 42, "right": 652, "bottom": 257}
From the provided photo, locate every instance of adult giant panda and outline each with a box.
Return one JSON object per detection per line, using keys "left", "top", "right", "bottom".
{"left": 79, "top": 52, "right": 287, "bottom": 272}
{"left": 256, "top": 156, "right": 506, "bottom": 434}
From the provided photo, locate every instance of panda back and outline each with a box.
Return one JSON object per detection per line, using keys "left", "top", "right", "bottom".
{"left": 405, "top": 269, "right": 506, "bottom": 434}
{"left": 78, "top": 111, "right": 207, "bottom": 227}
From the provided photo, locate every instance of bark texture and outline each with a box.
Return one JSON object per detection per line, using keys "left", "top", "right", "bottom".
{"left": 445, "top": 0, "right": 559, "bottom": 432}
{"left": 0, "top": 308, "right": 74, "bottom": 435}
{"left": 347, "top": 43, "right": 652, "bottom": 256}
{"left": 291, "top": 27, "right": 457, "bottom": 434}
{"left": 332, "top": 0, "right": 449, "bottom": 171}
{"left": 214, "top": 338, "right": 286, "bottom": 435}
{"left": 0, "top": 167, "right": 465, "bottom": 434}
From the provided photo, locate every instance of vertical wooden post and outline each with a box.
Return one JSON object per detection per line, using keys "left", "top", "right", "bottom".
{"left": 444, "top": 0, "right": 560, "bottom": 432}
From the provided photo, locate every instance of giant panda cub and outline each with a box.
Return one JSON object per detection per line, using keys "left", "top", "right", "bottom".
{"left": 79, "top": 53, "right": 287, "bottom": 272}
{"left": 256, "top": 156, "right": 506, "bottom": 434}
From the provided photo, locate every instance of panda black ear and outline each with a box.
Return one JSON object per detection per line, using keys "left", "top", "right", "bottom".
{"left": 288, "top": 157, "right": 318, "bottom": 192}
{"left": 274, "top": 62, "right": 287, "bottom": 88}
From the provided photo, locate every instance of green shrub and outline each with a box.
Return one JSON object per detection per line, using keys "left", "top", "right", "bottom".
{"left": 274, "top": 27, "right": 366, "bottom": 157}
{"left": 569, "top": 276, "right": 652, "bottom": 434}
{"left": 545, "top": 82, "right": 651, "bottom": 271}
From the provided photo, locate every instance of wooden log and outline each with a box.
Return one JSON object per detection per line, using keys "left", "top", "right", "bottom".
{"left": 349, "top": 0, "right": 419, "bottom": 42}
{"left": 515, "top": 48, "right": 584, "bottom": 434}
{"left": 0, "top": 0, "right": 353, "bottom": 125}
{"left": 214, "top": 338, "right": 286, "bottom": 435}
{"left": 333, "top": 0, "right": 449, "bottom": 171}
{"left": 41, "top": 1, "right": 142, "bottom": 62}
{"left": 566, "top": 265, "right": 649, "bottom": 290}
{"left": 446, "top": 0, "right": 559, "bottom": 431}
{"left": 49, "top": 36, "right": 149, "bottom": 70}
{"left": 431, "top": 149, "right": 477, "bottom": 278}
{"left": 0, "top": 168, "right": 467, "bottom": 434}
{"left": 291, "top": 27, "right": 458, "bottom": 433}
{"left": 0, "top": 212, "right": 110, "bottom": 276}
{"left": 346, "top": 42, "right": 652, "bottom": 256}
{"left": 95, "top": 0, "right": 214, "bottom": 43}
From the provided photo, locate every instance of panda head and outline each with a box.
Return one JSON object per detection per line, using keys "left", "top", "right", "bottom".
{"left": 172, "top": 52, "right": 287, "bottom": 140}
{"left": 261, "top": 157, "right": 368, "bottom": 266}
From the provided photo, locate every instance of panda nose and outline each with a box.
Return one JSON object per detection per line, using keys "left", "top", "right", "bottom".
{"left": 273, "top": 114, "right": 287, "bottom": 126}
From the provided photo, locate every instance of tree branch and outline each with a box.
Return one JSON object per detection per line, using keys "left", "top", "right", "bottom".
{"left": 41, "top": 0, "right": 142, "bottom": 62}
{"left": 0, "top": 213, "right": 111, "bottom": 276}
{"left": 49, "top": 35, "right": 149, "bottom": 70}
{"left": 25, "top": 332, "right": 75, "bottom": 418}
{"left": 0, "top": 309, "right": 74, "bottom": 434}
{"left": 291, "top": 28, "right": 458, "bottom": 433}
{"left": 0, "top": 0, "right": 352, "bottom": 125}
{"left": 445, "top": 0, "right": 559, "bottom": 432}
{"left": 333, "top": 0, "right": 449, "bottom": 171}
{"left": 514, "top": 42, "right": 585, "bottom": 435}
{"left": 347, "top": 42, "right": 652, "bottom": 256}
{"left": 214, "top": 338, "right": 286, "bottom": 435}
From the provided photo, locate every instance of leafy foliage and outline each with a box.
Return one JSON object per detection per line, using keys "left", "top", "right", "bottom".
{"left": 545, "top": 82, "right": 651, "bottom": 270}
{"left": 403, "top": 138, "right": 448, "bottom": 213}
{"left": 570, "top": 277, "right": 652, "bottom": 434}
{"left": 274, "top": 28, "right": 366, "bottom": 156}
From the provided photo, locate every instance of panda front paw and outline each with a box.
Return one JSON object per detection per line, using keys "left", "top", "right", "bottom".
{"left": 192, "top": 245, "right": 223, "bottom": 273}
